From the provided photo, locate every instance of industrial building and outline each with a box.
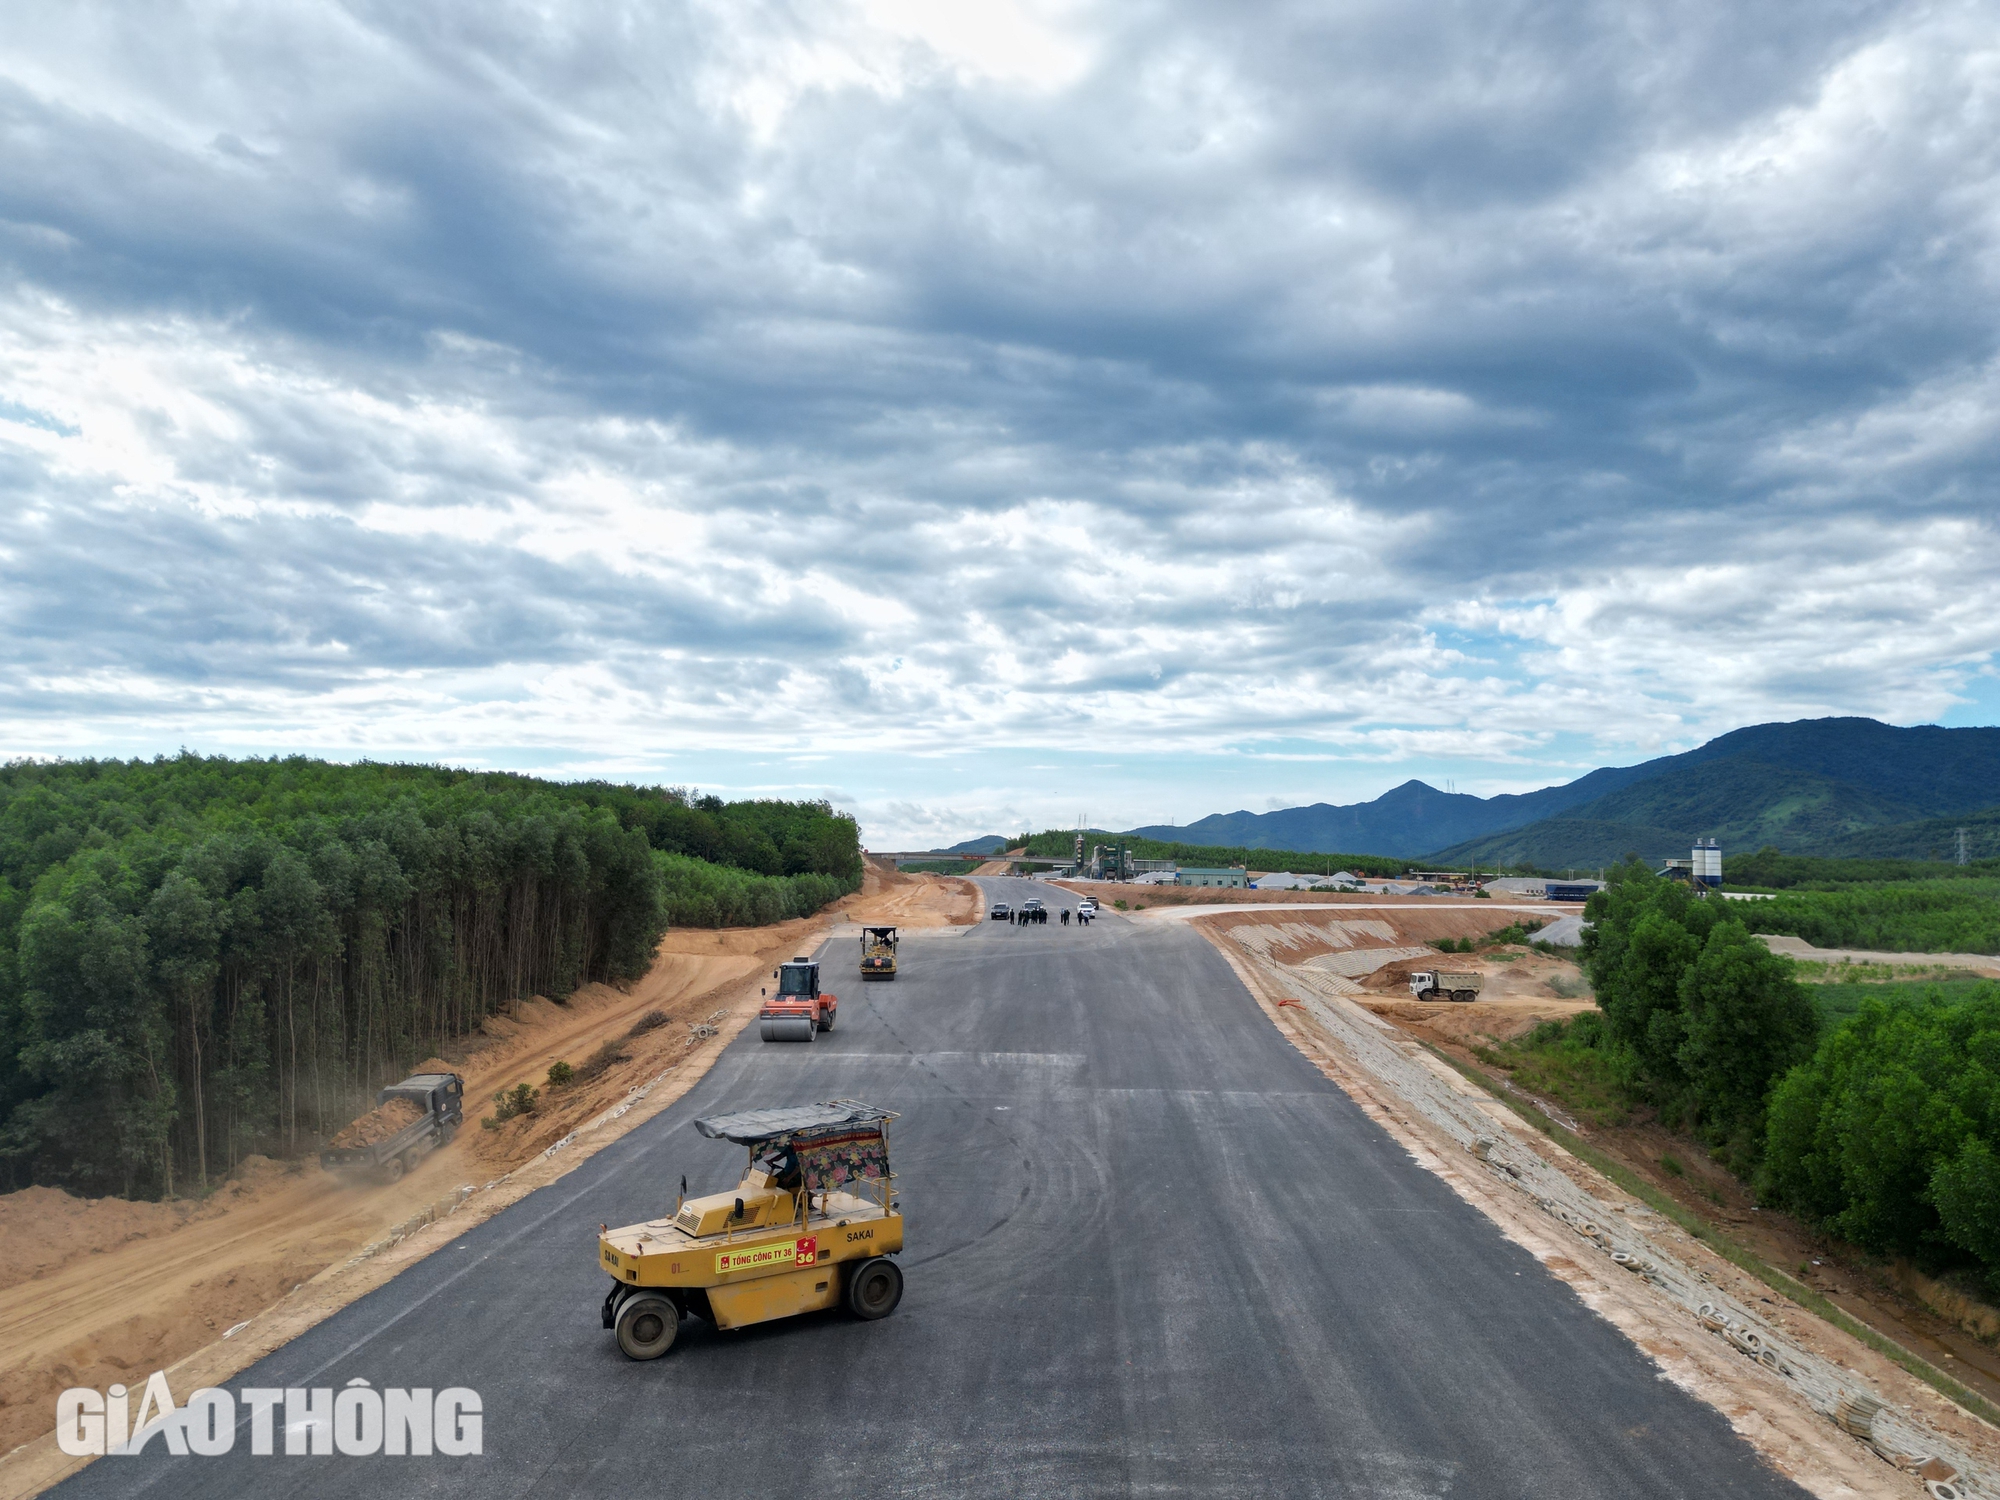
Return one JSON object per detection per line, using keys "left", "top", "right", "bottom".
{"left": 1544, "top": 882, "right": 1603, "bottom": 902}
{"left": 1177, "top": 867, "right": 1247, "bottom": 889}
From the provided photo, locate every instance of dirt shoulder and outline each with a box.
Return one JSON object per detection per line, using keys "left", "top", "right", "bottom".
{"left": 0, "top": 866, "right": 974, "bottom": 1497}
{"left": 1757, "top": 934, "right": 2000, "bottom": 977}
{"left": 1187, "top": 907, "right": 2000, "bottom": 1498}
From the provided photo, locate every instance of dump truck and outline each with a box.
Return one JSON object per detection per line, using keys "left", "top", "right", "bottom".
{"left": 596, "top": 1099, "right": 904, "bottom": 1359}
{"left": 859, "top": 925, "right": 898, "bottom": 981}
{"left": 1408, "top": 969, "right": 1483, "bottom": 1003}
{"left": 319, "top": 1070, "right": 465, "bottom": 1182}
{"left": 759, "top": 955, "right": 837, "bottom": 1041}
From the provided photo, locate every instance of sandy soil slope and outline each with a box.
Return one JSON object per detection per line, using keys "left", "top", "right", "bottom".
{"left": 0, "top": 863, "right": 974, "bottom": 1479}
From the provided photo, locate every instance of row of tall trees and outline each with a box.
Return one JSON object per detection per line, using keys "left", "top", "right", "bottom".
{"left": 0, "top": 756, "right": 860, "bottom": 1199}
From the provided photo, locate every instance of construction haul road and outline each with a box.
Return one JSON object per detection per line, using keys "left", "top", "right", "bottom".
{"left": 54, "top": 878, "right": 1805, "bottom": 1499}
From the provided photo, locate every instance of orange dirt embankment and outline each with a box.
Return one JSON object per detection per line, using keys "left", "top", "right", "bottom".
{"left": 845, "top": 857, "right": 979, "bottom": 927}
{"left": 0, "top": 865, "right": 973, "bottom": 1476}
{"left": 326, "top": 1097, "right": 424, "bottom": 1149}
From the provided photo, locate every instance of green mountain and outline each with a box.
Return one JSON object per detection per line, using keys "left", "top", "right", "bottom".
{"left": 1435, "top": 818, "right": 1696, "bottom": 873}
{"left": 1806, "top": 806, "right": 2000, "bottom": 862}
{"left": 1102, "top": 717, "right": 2000, "bottom": 864}
{"left": 1423, "top": 719, "right": 2000, "bottom": 870}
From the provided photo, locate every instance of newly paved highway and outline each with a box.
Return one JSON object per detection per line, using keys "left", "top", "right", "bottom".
{"left": 61, "top": 878, "right": 1805, "bottom": 1498}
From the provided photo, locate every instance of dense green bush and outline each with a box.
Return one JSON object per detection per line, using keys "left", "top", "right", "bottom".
{"left": 1764, "top": 985, "right": 2000, "bottom": 1280}
{"left": 1582, "top": 861, "right": 1818, "bottom": 1152}
{"left": 1745, "top": 880, "right": 2000, "bottom": 955}
{"left": 654, "top": 853, "right": 858, "bottom": 928}
{"left": 1725, "top": 847, "right": 2000, "bottom": 889}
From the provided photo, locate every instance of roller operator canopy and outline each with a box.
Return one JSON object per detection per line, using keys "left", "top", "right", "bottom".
{"left": 692, "top": 1099, "right": 897, "bottom": 1146}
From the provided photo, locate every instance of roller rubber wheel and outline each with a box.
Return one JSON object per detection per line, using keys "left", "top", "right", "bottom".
{"left": 846, "top": 1257, "right": 903, "bottom": 1320}
{"left": 819, "top": 1011, "right": 835, "bottom": 1032}
{"left": 382, "top": 1154, "right": 407, "bottom": 1184}
{"left": 615, "top": 1294, "right": 679, "bottom": 1360}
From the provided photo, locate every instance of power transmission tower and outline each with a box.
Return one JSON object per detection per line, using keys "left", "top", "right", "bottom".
{"left": 1958, "top": 827, "right": 1970, "bottom": 867}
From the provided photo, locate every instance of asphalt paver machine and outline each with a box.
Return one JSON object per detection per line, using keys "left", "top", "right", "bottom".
{"left": 597, "top": 1100, "right": 905, "bottom": 1359}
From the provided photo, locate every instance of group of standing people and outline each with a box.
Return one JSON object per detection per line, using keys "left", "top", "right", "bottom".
{"left": 1007, "top": 903, "right": 1093, "bottom": 927}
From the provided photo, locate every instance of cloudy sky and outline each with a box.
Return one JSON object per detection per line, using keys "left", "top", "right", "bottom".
{"left": 3, "top": 0, "right": 1998, "bottom": 846}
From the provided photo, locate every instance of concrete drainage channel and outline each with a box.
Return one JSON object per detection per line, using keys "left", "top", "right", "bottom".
{"left": 1267, "top": 966, "right": 1992, "bottom": 1495}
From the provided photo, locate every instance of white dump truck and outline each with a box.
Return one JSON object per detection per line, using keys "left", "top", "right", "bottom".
{"left": 1408, "top": 969, "right": 1483, "bottom": 1003}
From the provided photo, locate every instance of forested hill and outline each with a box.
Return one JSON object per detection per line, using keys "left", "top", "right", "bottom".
{"left": 0, "top": 756, "right": 860, "bottom": 1198}
{"left": 1429, "top": 721, "right": 2000, "bottom": 868}
{"left": 1125, "top": 718, "right": 2000, "bottom": 865}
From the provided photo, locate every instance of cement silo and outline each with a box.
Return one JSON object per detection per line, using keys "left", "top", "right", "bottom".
{"left": 1693, "top": 839, "right": 1722, "bottom": 891}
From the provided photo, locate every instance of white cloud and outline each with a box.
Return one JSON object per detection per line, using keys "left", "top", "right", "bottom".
{"left": 2, "top": 0, "right": 1997, "bottom": 847}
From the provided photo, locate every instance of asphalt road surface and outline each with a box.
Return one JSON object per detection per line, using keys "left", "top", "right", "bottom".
{"left": 58, "top": 877, "right": 1806, "bottom": 1499}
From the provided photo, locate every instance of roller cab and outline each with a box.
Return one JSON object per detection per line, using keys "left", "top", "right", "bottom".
{"left": 597, "top": 1100, "right": 904, "bottom": 1359}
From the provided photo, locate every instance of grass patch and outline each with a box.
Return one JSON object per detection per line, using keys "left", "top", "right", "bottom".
{"left": 574, "top": 1039, "right": 629, "bottom": 1082}
{"left": 626, "top": 1009, "right": 669, "bottom": 1038}
{"left": 1792, "top": 959, "right": 1972, "bottom": 984}
{"left": 1482, "top": 1014, "right": 1638, "bottom": 1129}
{"left": 1421, "top": 1041, "right": 2000, "bottom": 1430}
{"left": 1809, "top": 975, "right": 1991, "bottom": 1028}
{"left": 482, "top": 1082, "right": 538, "bottom": 1128}
{"left": 1658, "top": 1152, "right": 1684, "bottom": 1177}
